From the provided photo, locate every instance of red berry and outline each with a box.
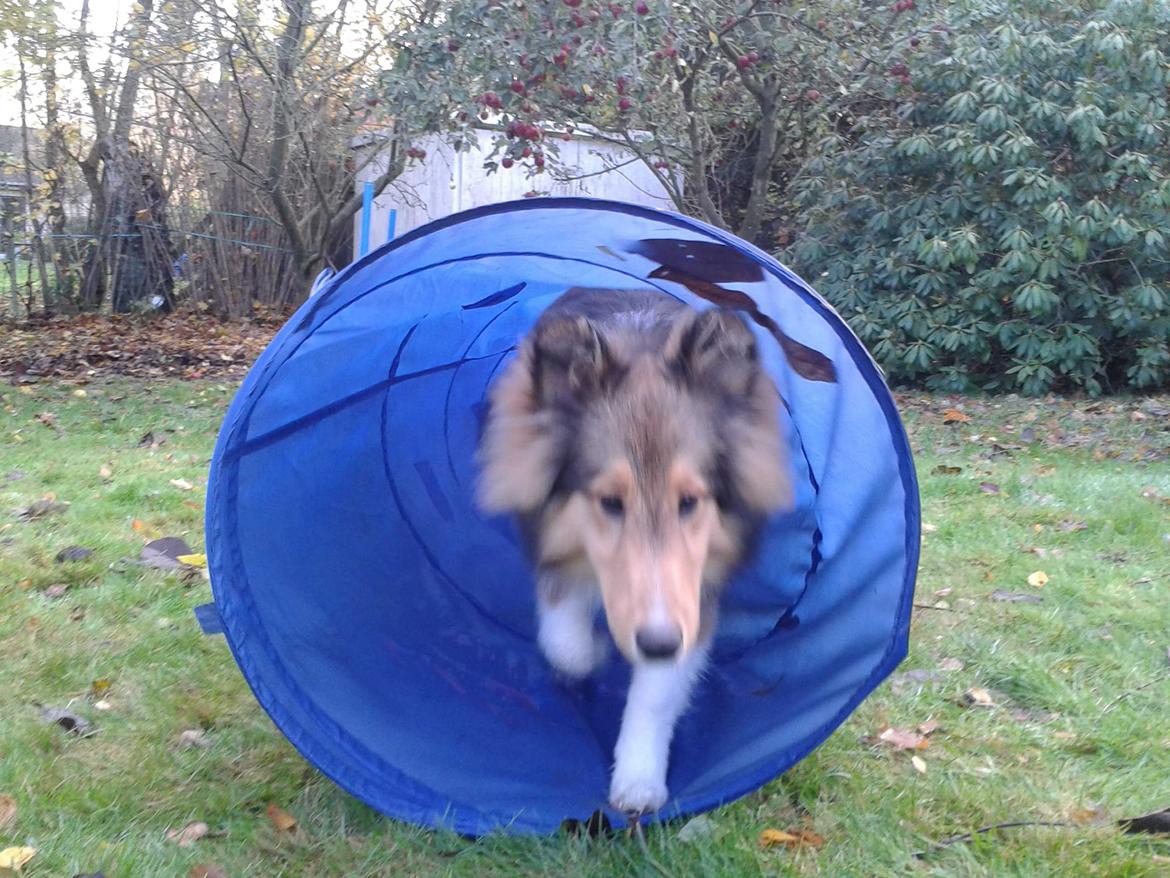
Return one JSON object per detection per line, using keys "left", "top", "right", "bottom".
{"left": 571, "top": 11, "right": 584, "bottom": 26}
{"left": 653, "top": 159, "right": 669, "bottom": 169}
{"left": 609, "top": 2, "right": 622, "bottom": 15}
{"left": 502, "top": 157, "right": 514, "bottom": 168}
{"left": 561, "top": 132, "right": 572, "bottom": 141}
{"left": 563, "top": 0, "right": 582, "bottom": 6}
{"left": 664, "top": 46, "right": 677, "bottom": 58}
{"left": 534, "top": 153, "right": 545, "bottom": 167}
{"left": 910, "top": 36, "right": 920, "bottom": 47}
{"left": 616, "top": 76, "right": 627, "bottom": 95}
{"left": 746, "top": 50, "right": 759, "bottom": 63}
{"left": 805, "top": 88, "right": 821, "bottom": 101}
{"left": 511, "top": 80, "right": 526, "bottom": 94}
{"left": 522, "top": 146, "right": 532, "bottom": 158}
{"left": 635, "top": 0, "right": 649, "bottom": 14}
{"left": 737, "top": 55, "right": 751, "bottom": 69}
{"left": 447, "top": 39, "right": 461, "bottom": 52}
{"left": 619, "top": 96, "right": 633, "bottom": 111}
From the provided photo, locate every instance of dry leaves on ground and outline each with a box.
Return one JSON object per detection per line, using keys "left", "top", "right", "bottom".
{"left": 0, "top": 314, "right": 281, "bottom": 381}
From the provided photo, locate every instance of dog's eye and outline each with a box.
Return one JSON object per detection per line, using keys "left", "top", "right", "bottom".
{"left": 599, "top": 495, "right": 625, "bottom": 517}
{"left": 678, "top": 495, "right": 699, "bottom": 517}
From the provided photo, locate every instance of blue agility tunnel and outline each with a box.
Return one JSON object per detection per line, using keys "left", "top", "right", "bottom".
{"left": 204, "top": 197, "right": 919, "bottom": 836}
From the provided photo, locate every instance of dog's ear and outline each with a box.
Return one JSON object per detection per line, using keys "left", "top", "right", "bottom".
{"left": 666, "top": 307, "right": 759, "bottom": 398}
{"left": 530, "top": 315, "right": 613, "bottom": 406}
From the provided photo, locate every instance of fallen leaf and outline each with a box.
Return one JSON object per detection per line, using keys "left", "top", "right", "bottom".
{"left": 131, "top": 518, "right": 162, "bottom": 539}
{"left": 90, "top": 679, "right": 112, "bottom": 698}
{"left": 933, "top": 587, "right": 952, "bottom": 597}
{"left": 922, "top": 522, "right": 938, "bottom": 534}
{"left": 979, "top": 481, "right": 1001, "bottom": 494}
{"left": 34, "top": 411, "right": 57, "bottom": 428}
{"left": 911, "top": 755, "right": 927, "bottom": 774}
{"left": 177, "top": 553, "right": 207, "bottom": 568}
{"left": 1119, "top": 807, "right": 1170, "bottom": 835}
{"left": 56, "top": 546, "right": 95, "bottom": 563}
{"left": 0, "top": 795, "right": 15, "bottom": 829}
{"left": 15, "top": 497, "right": 70, "bottom": 520}
{"left": 759, "top": 827, "right": 824, "bottom": 849}
{"left": 43, "top": 584, "right": 69, "bottom": 599}
{"left": 962, "top": 687, "right": 996, "bottom": 708}
{"left": 178, "top": 729, "right": 211, "bottom": 749}
{"left": 0, "top": 847, "right": 36, "bottom": 871}
{"left": 1059, "top": 519, "right": 1087, "bottom": 532}
{"left": 991, "top": 591, "right": 1043, "bottom": 603}
{"left": 267, "top": 803, "right": 297, "bottom": 833}
{"left": 942, "top": 408, "right": 970, "bottom": 424}
{"left": 918, "top": 719, "right": 941, "bottom": 736}
{"left": 677, "top": 814, "right": 717, "bottom": 842}
{"left": 1027, "top": 570, "right": 1049, "bottom": 588}
{"left": 878, "top": 726, "right": 930, "bottom": 750}
{"left": 167, "top": 821, "right": 210, "bottom": 847}
{"left": 939, "top": 657, "right": 964, "bottom": 672}
{"left": 1070, "top": 805, "right": 1103, "bottom": 824}
{"left": 141, "top": 537, "right": 194, "bottom": 570}
{"left": 138, "top": 430, "right": 166, "bottom": 449}
{"left": 189, "top": 867, "right": 228, "bottom": 878}
{"left": 931, "top": 464, "right": 962, "bottom": 475}
{"left": 40, "top": 705, "right": 96, "bottom": 737}
{"left": 170, "top": 478, "right": 195, "bottom": 491}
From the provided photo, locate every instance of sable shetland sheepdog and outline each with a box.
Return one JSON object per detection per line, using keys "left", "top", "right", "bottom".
{"left": 477, "top": 287, "right": 792, "bottom": 814}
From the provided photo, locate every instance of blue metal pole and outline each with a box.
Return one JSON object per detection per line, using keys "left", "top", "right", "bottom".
{"left": 387, "top": 208, "right": 397, "bottom": 243}
{"left": 359, "top": 181, "right": 374, "bottom": 256}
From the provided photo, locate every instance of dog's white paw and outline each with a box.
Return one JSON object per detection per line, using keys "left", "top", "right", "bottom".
{"left": 540, "top": 627, "right": 607, "bottom": 679}
{"left": 608, "top": 769, "right": 668, "bottom": 815}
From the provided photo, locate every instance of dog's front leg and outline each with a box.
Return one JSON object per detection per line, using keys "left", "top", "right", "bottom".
{"left": 609, "top": 643, "right": 709, "bottom": 815}
{"left": 536, "top": 577, "right": 608, "bottom": 679}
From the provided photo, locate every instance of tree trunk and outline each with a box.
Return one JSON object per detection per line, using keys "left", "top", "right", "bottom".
{"left": 17, "top": 47, "right": 52, "bottom": 311}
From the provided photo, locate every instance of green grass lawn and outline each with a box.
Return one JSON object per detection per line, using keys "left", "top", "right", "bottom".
{"left": 1, "top": 379, "right": 1168, "bottom": 877}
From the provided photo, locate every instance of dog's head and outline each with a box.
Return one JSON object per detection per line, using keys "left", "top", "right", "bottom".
{"left": 479, "top": 303, "right": 792, "bottom": 664}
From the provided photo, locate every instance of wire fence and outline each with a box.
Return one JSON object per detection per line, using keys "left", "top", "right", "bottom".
{"left": 1, "top": 207, "right": 324, "bottom": 319}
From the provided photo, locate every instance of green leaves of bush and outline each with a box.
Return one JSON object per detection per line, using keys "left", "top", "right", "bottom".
{"left": 789, "top": 0, "right": 1170, "bottom": 393}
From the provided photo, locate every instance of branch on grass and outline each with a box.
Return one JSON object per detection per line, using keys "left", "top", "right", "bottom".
{"left": 914, "top": 821, "right": 1073, "bottom": 859}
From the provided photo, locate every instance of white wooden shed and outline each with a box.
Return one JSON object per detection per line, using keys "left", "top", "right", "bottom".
{"left": 352, "top": 126, "right": 678, "bottom": 259}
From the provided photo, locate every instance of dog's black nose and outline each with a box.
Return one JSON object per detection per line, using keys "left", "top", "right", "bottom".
{"left": 635, "top": 624, "right": 682, "bottom": 660}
